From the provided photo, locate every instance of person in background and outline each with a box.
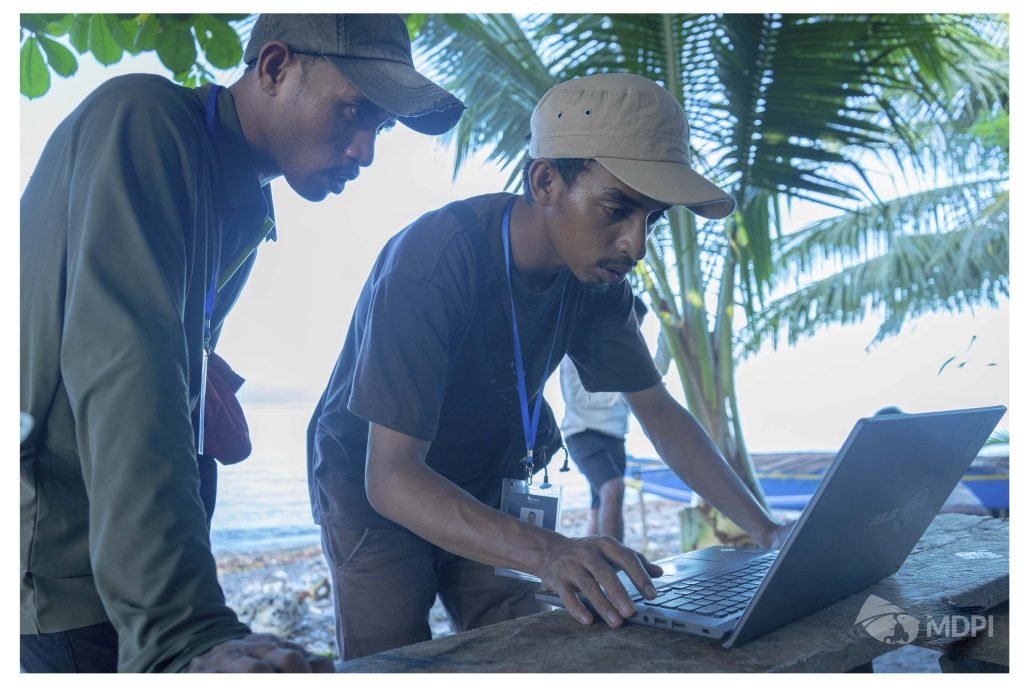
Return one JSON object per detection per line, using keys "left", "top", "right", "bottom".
{"left": 20, "top": 14, "right": 463, "bottom": 673}
{"left": 559, "top": 296, "right": 663, "bottom": 541}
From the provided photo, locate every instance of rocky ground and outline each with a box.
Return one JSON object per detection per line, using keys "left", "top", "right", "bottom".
{"left": 214, "top": 498, "right": 940, "bottom": 671}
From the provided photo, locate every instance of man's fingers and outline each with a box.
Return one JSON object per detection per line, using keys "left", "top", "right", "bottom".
{"left": 183, "top": 634, "right": 329, "bottom": 673}
{"left": 307, "top": 654, "right": 335, "bottom": 673}
{"left": 775, "top": 520, "right": 797, "bottom": 550}
{"left": 586, "top": 562, "right": 637, "bottom": 618}
{"left": 601, "top": 542, "right": 658, "bottom": 600}
{"left": 541, "top": 538, "right": 667, "bottom": 629}
{"left": 637, "top": 551, "right": 665, "bottom": 578}
{"left": 570, "top": 572, "right": 624, "bottom": 627}
{"left": 241, "top": 632, "right": 280, "bottom": 646}
{"left": 558, "top": 586, "right": 594, "bottom": 625}
{"left": 222, "top": 655, "right": 275, "bottom": 673}
{"left": 261, "top": 647, "right": 314, "bottom": 673}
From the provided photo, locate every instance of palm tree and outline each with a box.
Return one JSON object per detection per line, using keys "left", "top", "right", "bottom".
{"left": 414, "top": 13, "right": 1008, "bottom": 548}
{"left": 741, "top": 108, "right": 1008, "bottom": 355}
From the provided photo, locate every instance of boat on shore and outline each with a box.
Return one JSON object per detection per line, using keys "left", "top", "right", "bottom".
{"left": 626, "top": 446, "right": 1009, "bottom": 514}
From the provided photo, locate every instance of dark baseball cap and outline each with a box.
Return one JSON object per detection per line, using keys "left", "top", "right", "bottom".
{"left": 243, "top": 14, "right": 465, "bottom": 135}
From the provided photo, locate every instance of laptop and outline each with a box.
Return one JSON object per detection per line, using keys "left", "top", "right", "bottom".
{"left": 536, "top": 406, "right": 1006, "bottom": 647}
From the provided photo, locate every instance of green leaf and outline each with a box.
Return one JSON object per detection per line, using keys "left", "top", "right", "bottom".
{"left": 88, "top": 14, "right": 123, "bottom": 65}
{"left": 190, "top": 72, "right": 214, "bottom": 88}
{"left": 21, "top": 37, "right": 50, "bottom": 98}
{"left": 102, "top": 14, "right": 133, "bottom": 51}
{"left": 984, "top": 428, "right": 1008, "bottom": 447}
{"left": 68, "top": 15, "right": 89, "bottom": 53}
{"left": 119, "top": 21, "right": 142, "bottom": 55}
{"left": 156, "top": 20, "right": 198, "bottom": 74}
{"left": 43, "top": 14, "right": 74, "bottom": 37}
{"left": 133, "top": 15, "right": 158, "bottom": 51}
{"left": 194, "top": 15, "right": 242, "bottom": 69}
{"left": 38, "top": 35, "right": 78, "bottom": 77}
{"left": 172, "top": 68, "right": 192, "bottom": 86}
{"left": 406, "top": 14, "right": 427, "bottom": 39}
{"left": 968, "top": 110, "right": 1009, "bottom": 152}
{"left": 20, "top": 15, "right": 50, "bottom": 34}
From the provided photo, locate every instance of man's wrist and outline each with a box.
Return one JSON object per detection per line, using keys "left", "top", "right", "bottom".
{"left": 752, "top": 514, "right": 781, "bottom": 547}
{"left": 519, "top": 527, "right": 566, "bottom": 576}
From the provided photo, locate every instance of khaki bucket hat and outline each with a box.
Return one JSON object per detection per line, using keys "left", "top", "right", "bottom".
{"left": 529, "top": 73, "right": 735, "bottom": 219}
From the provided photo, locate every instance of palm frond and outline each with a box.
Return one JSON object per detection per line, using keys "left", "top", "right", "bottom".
{"left": 985, "top": 428, "right": 1008, "bottom": 447}
{"left": 416, "top": 14, "right": 555, "bottom": 181}
{"left": 772, "top": 178, "right": 1007, "bottom": 281}
{"left": 739, "top": 187, "right": 1008, "bottom": 356}
{"left": 415, "top": 12, "right": 1009, "bottom": 359}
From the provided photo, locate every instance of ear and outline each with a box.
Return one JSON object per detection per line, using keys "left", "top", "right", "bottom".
{"left": 528, "top": 158, "right": 566, "bottom": 207}
{"left": 254, "top": 40, "right": 297, "bottom": 96}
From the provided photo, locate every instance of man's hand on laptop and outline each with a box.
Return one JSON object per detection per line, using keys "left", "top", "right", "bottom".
{"left": 756, "top": 519, "right": 797, "bottom": 551}
{"left": 538, "top": 536, "right": 662, "bottom": 627}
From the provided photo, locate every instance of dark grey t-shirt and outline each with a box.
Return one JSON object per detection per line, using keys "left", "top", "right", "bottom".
{"left": 309, "top": 193, "right": 661, "bottom": 528}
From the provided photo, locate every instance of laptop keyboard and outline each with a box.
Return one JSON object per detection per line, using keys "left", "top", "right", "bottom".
{"left": 643, "top": 551, "right": 779, "bottom": 619}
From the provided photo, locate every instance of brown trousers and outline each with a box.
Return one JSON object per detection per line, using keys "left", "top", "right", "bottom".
{"left": 320, "top": 524, "right": 545, "bottom": 661}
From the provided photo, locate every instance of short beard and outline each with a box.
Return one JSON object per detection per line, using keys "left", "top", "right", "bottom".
{"left": 580, "top": 279, "right": 611, "bottom": 294}
{"left": 582, "top": 259, "right": 635, "bottom": 295}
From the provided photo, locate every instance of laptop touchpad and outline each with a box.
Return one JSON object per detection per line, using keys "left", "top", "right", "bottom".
{"left": 635, "top": 558, "right": 717, "bottom": 591}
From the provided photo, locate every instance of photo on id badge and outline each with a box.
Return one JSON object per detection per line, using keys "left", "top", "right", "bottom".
{"left": 501, "top": 479, "right": 560, "bottom": 532}
{"left": 520, "top": 507, "right": 544, "bottom": 527}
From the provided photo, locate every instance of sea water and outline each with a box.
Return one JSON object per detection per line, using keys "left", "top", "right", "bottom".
{"left": 210, "top": 402, "right": 609, "bottom": 555}
{"left": 209, "top": 403, "right": 320, "bottom": 554}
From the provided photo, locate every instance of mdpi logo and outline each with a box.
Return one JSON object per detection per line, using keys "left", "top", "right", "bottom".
{"left": 854, "top": 595, "right": 994, "bottom": 644}
{"left": 855, "top": 595, "right": 921, "bottom": 644}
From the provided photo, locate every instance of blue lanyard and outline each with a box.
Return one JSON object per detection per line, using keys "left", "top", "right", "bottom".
{"left": 501, "top": 198, "right": 567, "bottom": 484}
{"left": 197, "top": 85, "right": 223, "bottom": 455}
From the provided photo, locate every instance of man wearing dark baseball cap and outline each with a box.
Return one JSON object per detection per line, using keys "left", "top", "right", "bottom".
{"left": 310, "top": 73, "right": 790, "bottom": 660}
{"left": 231, "top": 13, "right": 465, "bottom": 202}
{"left": 244, "top": 14, "right": 464, "bottom": 135}
{"left": 21, "top": 13, "right": 462, "bottom": 673}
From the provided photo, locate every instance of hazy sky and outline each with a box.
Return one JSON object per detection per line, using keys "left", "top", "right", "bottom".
{"left": 19, "top": 39, "right": 1010, "bottom": 454}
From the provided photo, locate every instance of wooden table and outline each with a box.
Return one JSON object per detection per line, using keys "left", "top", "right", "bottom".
{"left": 337, "top": 514, "right": 1008, "bottom": 673}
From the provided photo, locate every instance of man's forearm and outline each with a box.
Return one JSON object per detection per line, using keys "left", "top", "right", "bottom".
{"left": 366, "top": 446, "right": 563, "bottom": 575}
{"left": 365, "top": 422, "right": 664, "bottom": 627}
{"left": 631, "top": 389, "right": 777, "bottom": 542}
{"left": 663, "top": 413, "right": 774, "bottom": 538}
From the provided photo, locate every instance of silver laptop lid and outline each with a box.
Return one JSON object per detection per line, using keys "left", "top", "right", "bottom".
{"left": 724, "top": 405, "right": 1005, "bottom": 648}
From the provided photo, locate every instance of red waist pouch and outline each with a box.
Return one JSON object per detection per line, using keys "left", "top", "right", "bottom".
{"left": 193, "top": 352, "right": 252, "bottom": 465}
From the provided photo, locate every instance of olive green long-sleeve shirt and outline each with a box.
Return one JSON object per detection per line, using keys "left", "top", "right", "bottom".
{"left": 21, "top": 75, "right": 274, "bottom": 672}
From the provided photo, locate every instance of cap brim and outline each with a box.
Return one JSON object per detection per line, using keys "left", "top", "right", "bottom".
{"left": 325, "top": 56, "right": 465, "bottom": 135}
{"left": 595, "top": 158, "right": 736, "bottom": 220}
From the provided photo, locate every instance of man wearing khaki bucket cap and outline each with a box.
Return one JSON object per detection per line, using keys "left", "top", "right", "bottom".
{"left": 21, "top": 13, "right": 463, "bottom": 673}
{"left": 527, "top": 72, "right": 734, "bottom": 219}
{"left": 309, "top": 73, "right": 792, "bottom": 659}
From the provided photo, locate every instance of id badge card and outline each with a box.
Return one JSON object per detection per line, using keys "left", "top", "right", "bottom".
{"left": 495, "top": 478, "right": 563, "bottom": 581}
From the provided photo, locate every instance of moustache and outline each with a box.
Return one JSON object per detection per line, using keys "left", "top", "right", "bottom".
{"left": 598, "top": 259, "right": 637, "bottom": 273}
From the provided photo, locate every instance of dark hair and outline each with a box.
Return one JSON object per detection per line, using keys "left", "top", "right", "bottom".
{"left": 520, "top": 155, "right": 594, "bottom": 203}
